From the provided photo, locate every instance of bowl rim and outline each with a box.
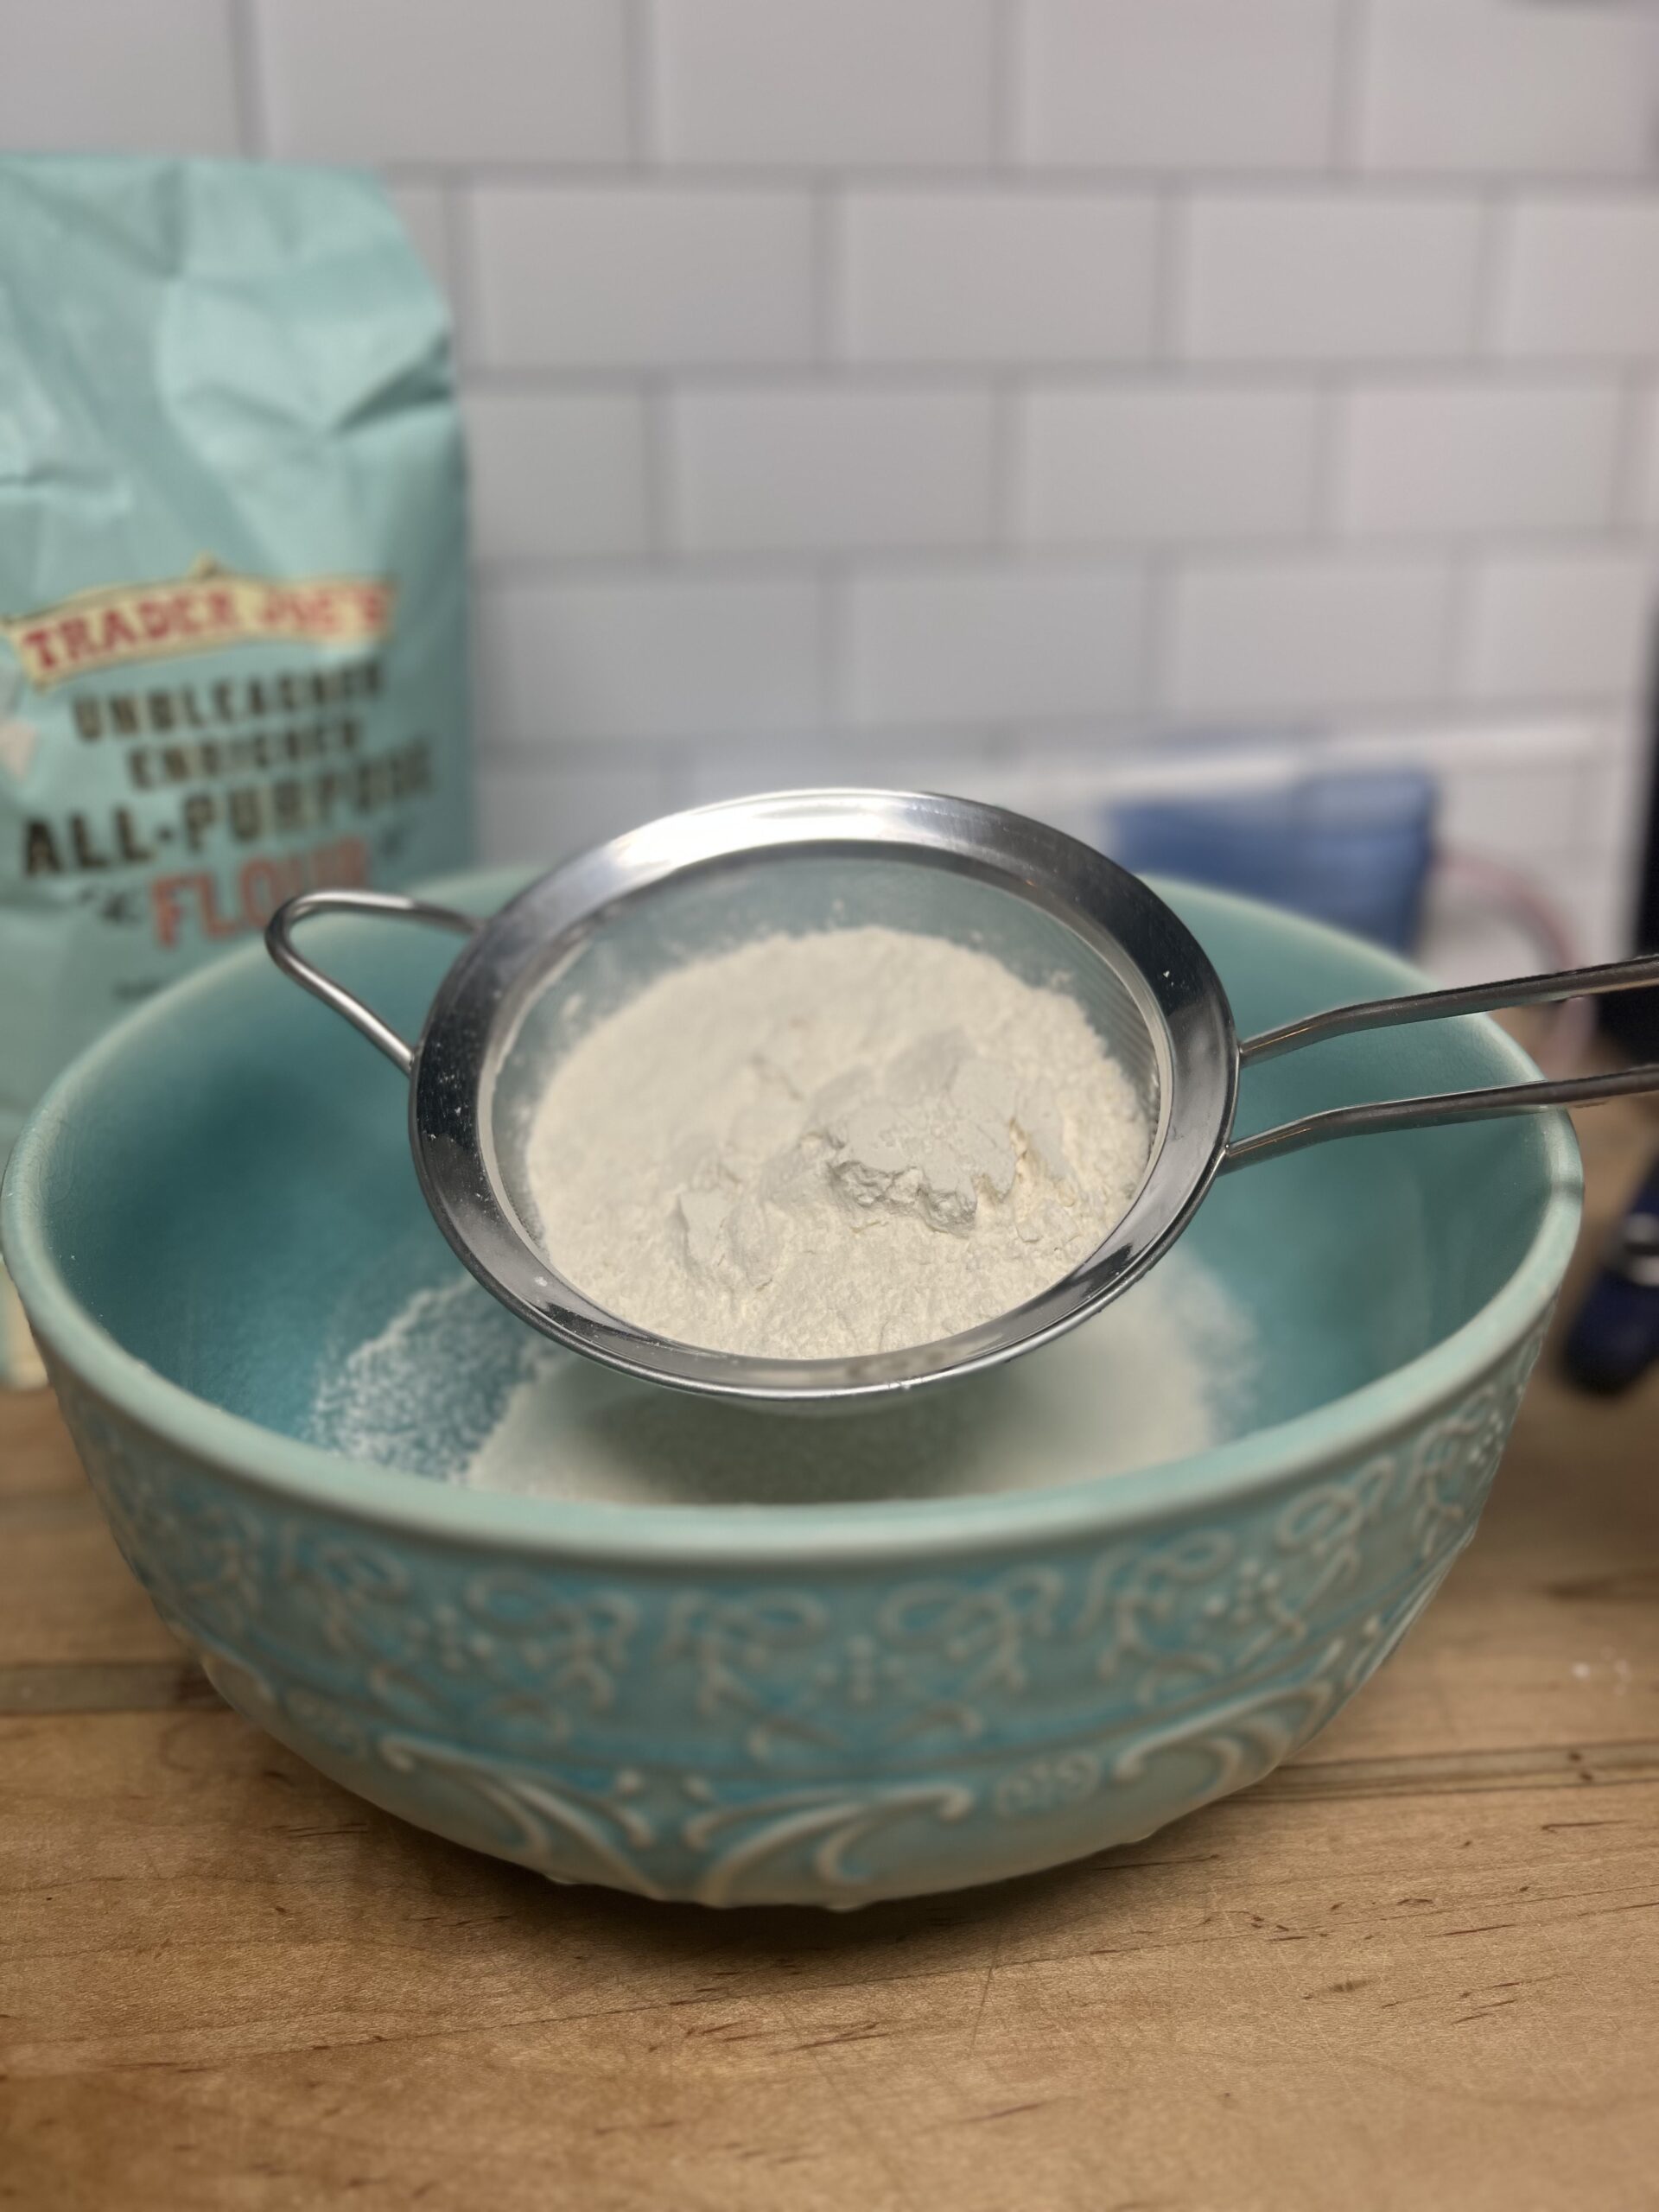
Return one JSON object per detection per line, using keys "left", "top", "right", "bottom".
{"left": 2, "top": 867, "right": 1584, "bottom": 1569}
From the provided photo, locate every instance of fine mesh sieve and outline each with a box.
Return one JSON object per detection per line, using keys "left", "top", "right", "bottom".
{"left": 269, "top": 789, "right": 1659, "bottom": 1408}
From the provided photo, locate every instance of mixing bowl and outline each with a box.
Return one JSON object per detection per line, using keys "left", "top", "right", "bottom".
{"left": 1, "top": 868, "right": 1581, "bottom": 1907}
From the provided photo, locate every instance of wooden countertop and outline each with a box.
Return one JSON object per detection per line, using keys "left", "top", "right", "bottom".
{"left": 3, "top": 1104, "right": 1657, "bottom": 2212}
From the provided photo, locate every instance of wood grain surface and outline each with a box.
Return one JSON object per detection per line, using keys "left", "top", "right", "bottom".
{"left": 3, "top": 1103, "right": 1657, "bottom": 2210}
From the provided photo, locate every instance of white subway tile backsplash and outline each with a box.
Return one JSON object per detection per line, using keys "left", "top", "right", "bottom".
{"left": 1420, "top": 855, "right": 1599, "bottom": 970}
{"left": 0, "top": 0, "right": 239, "bottom": 155}
{"left": 1460, "top": 550, "right": 1655, "bottom": 702}
{"left": 1579, "top": 714, "right": 1653, "bottom": 855}
{"left": 1337, "top": 382, "right": 1623, "bottom": 538}
{"left": 841, "top": 191, "right": 1160, "bottom": 364}
{"left": 670, "top": 387, "right": 995, "bottom": 553}
{"left": 1497, "top": 199, "right": 1659, "bottom": 361}
{"left": 848, "top": 565, "right": 1147, "bottom": 727}
{"left": 478, "top": 575, "right": 825, "bottom": 743}
{"left": 256, "top": 0, "right": 628, "bottom": 164}
{"left": 1452, "top": 849, "right": 1636, "bottom": 966}
{"left": 898, "top": 751, "right": 1112, "bottom": 838}
{"left": 979, "top": 760, "right": 1136, "bottom": 846}
{"left": 1020, "top": 0, "right": 1343, "bottom": 172}
{"left": 1357, "top": 0, "right": 1656, "bottom": 177}
{"left": 472, "top": 188, "right": 816, "bottom": 368}
{"left": 48, "top": 0, "right": 1659, "bottom": 922}
{"left": 1636, "top": 387, "right": 1659, "bottom": 529}
{"left": 1336, "top": 716, "right": 1601, "bottom": 779}
{"left": 1325, "top": 712, "right": 1603, "bottom": 778}
{"left": 1180, "top": 194, "right": 1487, "bottom": 363}
{"left": 1434, "top": 762, "right": 1592, "bottom": 857}
{"left": 1165, "top": 557, "right": 1454, "bottom": 715}
{"left": 385, "top": 184, "right": 454, "bottom": 302}
{"left": 1318, "top": 714, "right": 1607, "bottom": 868}
{"left": 653, "top": 0, "right": 995, "bottom": 168}
{"left": 478, "top": 760, "right": 678, "bottom": 866}
{"left": 1066, "top": 719, "right": 1615, "bottom": 870}
{"left": 1548, "top": 866, "right": 1637, "bottom": 964}
{"left": 467, "top": 392, "right": 651, "bottom": 562}
{"left": 1019, "top": 385, "right": 1320, "bottom": 546}
{"left": 679, "top": 733, "right": 1001, "bottom": 809}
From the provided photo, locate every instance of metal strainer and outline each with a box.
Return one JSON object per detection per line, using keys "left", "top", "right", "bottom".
{"left": 268, "top": 789, "right": 1659, "bottom": 1408}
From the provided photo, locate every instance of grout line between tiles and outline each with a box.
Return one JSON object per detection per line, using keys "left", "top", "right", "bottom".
{"left": 471, "top": 690, "right": 1643, "bottom": 767}
{"left": 1153, "top": 190, "right": 1185, "bottom": 365}
{"left": 1310, "top": 372, "right": 1350, "bottom": 543}
{"left": 989, "top": 377, "right": 1020, "bottom": 550}
{"left": 1472, "top": 186, "right": 1516, "bottom": 361}
{"left": 368, "top": 159, "right": 1659, "bottom": 196}
{"left": 227, "top": 0, "right": 267, "bottom": 158}
{"left": 1330, "top": 0, "right": 1370, "bottom": 174}
{"left": 642, "top": 380, "right": 672, "bottom": 556}
{"left": 1611, "top": 370, "right": 1656, "bottom": 532}
{"left": 626, "top": 0, "right": 656, "bottom": 168}
{"left": 456, "top": 359, "right": 1659, "bottom": 395}
{"left": 994, "top": 0, "right": 1023, "bottom": 170}
{"left": 1441, "top": 554, "right": 1478, "bottom": 711}
{"left": 1138, "top": 553, "right": 1176, "bottom": 721}
{"left": 442, "top": 183, "right": 485, "bottom": 376}
{"left": 811, "top": 185, "right": 839, "bottom": 365}
{"left": 464, "top": 527, "right": 1655, "bottom": 588}
{"left": 821, "top": 563, "right": 850, "bottom": 728}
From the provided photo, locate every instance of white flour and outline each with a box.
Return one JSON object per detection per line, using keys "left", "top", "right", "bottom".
{"left": 306, "top": 1250, "right": 1256, "bottom": 1507}
{"left": 523, "top": 927, "right": 1151, "bottom": 1361}
{"left": 464, "top": 1254, "right": 1253, "bottom": 1506}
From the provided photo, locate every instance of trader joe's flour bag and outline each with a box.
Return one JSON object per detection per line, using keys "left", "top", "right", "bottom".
{"left": 0, "top": 156, "right": 472, "bottom": 1383}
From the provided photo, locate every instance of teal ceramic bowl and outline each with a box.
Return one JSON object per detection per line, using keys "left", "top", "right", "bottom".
{"left": 2, "top": 869, "right": 1580, "bottom": 1907}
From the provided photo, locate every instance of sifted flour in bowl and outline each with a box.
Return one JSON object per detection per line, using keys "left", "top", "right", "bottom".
{"left": 307, "top": 1250, "right": 1255, "bottom": 1507}
{"left": 523, "top": 926, "right": 1151, "bottom": 1361}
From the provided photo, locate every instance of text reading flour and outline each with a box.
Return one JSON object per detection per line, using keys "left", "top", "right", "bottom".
{"left": 524, "top": 926, "right": 1152, "bottom": 1361}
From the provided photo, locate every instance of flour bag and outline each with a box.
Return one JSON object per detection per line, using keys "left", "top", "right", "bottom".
{"left": 0, "top": 156, "right": 473, "bottom": 1382}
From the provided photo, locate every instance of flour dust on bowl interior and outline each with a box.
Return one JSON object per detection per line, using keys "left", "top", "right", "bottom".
{"left": 1, "top": 867, "right": 1581, "bottom": 1906}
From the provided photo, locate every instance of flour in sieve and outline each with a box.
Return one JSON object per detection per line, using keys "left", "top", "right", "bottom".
{"left": 522, "top": 926, "right": 1152, "bottom": 1360}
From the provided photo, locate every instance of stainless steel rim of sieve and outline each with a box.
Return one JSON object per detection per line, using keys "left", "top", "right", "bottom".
{"left": 267, "top": 789, "right": 1659, "bottom": 1408}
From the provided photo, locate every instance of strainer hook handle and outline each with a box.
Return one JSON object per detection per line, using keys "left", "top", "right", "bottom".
{"left": 266, "top": 889, "right": 480, "bottom": 1077}
{"left": 1222, "top": 952, "right": 1659, "bottom": 1171}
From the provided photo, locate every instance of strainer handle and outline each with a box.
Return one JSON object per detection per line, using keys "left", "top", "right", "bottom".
{"left": 1223, "top": 952, "right": 1659, "bottom": 1171}
{"left": 265, "top": 889, "right": 480, "bottom": 1077}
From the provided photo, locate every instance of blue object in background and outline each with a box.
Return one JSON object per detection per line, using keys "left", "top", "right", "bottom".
{"left": 1562, "top": 1153, "right": 1659, "bottom": 1395}
{"left": 1107, "top": 770, "right": 1438, "bottom": 952}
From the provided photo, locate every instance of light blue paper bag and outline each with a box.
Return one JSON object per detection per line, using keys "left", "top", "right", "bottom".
{"left": 0, "top": 155, "right": 474, "bottom": 1382}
